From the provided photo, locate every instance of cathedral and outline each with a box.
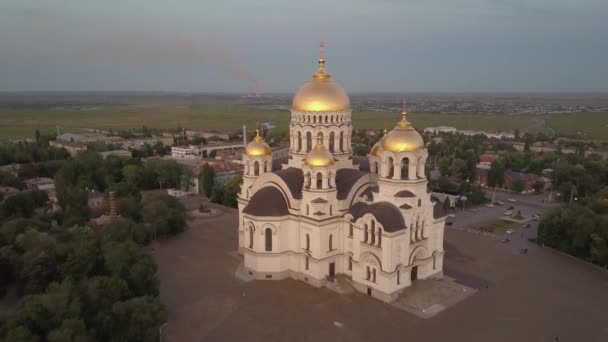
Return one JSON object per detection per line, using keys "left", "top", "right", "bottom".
{"left": 237, "top": 45, "right": 446, "bottom": 302}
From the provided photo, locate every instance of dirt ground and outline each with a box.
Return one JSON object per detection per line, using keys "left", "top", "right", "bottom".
{"left": 152, "top": 202, "right": 608, "bottom": 342}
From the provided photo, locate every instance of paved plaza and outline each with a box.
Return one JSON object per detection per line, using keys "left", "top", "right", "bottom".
{"left": 152, "top": 197, "right": 608, "bottom": 342}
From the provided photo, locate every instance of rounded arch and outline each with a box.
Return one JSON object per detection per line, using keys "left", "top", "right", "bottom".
{"left": 249, "top": 173, "right": 299, "bottom": 210}
{"left": 360, "top": 251, "right": 382, "bottom": 270}
{"left": 409, "top": 245, "right": 429, "bottom": 265}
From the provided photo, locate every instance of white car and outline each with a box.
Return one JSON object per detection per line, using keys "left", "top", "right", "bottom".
{"left": 504, "top": 211, "right": 512, "bottom": 216}
{"left": 506, "top": 229, "right": 514, "bottom": 235}
{"left": 507, "top": 198, "right": 517, "bottom": 203}
{"left": 447, "top": 214, "right": 456, "bottom": 218}
{"left": 486, "top": 204, "right": 495, "bottom": 208}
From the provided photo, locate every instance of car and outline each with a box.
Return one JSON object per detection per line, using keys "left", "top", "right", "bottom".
{"left": 486, "top": 204, "right": 495, "bottom": 208}
{"left": 501, "top": 238, "right": 511, "bottom": 243}
{"left": 533, "top": 217, "right": 539, "bottom": 221}
{"left": 533, "top": 214, "right": 541, "bottom": 218}
{"left": 447, "top": 214, "right": 456, "bottom": 218}
{"left": 506, "top": 229, "right": 514, "bottom": 235}
{"left": 507, "top": 198, "right": 517, "bottom": 202}
{"left": 467, "top": 209, "right": 478, "bottom": 213}
{"left": 522, "top": 223, "right": 531, "bottom": 228}
{"left": 495, "top": 201, "right": 505, "bottom": 205}
{"left": 520, "top": 248, "right": 529, "bottom": 254}
{"left": 446, "top": 222, "right": 453, "bottom": 226}
{"left": 504, "top": 211, "right": 512, "bottom": 216}
{"left": 507, "top": 206, "right": 515, "bottom": 210}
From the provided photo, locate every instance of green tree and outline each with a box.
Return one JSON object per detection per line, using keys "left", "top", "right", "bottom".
{"left": 200, "top": 163, "right": 215, "bottom": 197}
{"left": 532, "top": 179, "right": 545, "bottom": 193}
{"left": 487, "top": 161, "right": 505, "bottom": 188}
{"left": 511, "top": 179, "right": 526, "bottom": 193}
{"left": 110, "top": 296, "right": 167, "bottom": 342}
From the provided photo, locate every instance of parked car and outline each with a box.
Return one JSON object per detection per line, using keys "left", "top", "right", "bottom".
{"left": 446, "top": 222, "right": 453, "bottom": 226}
{"left": 507, "top": 198, "right": 517, "bottom": 202}
{"left": 520, "top": 248, "right": 529, "bottom": 254}
{"left": 507, "top": 206, "right": 515, "bottom": 210}
{"left": 501, "top": 238, "right": 511, "bottom": 243}
{"left": 522, "top": 223, "right": 531, "bottom": 228}
{"left": 533, "top": 217, "right": 539, "bottom": 221}
{"left": 504, "top": 211, "right": 513, "bottom": 216}
{"left": 495, "top": 201, "right": 505, "bottom": 205}
{"left": 506, "top": 229, "right": 514, "bottom": 235}
{"left": 447, "top": 214, "right": 456, "bottom": 218}
{"left": 468, "top": 209, "right": 478, "bottom": 213}
{"left": 486, "top": 204, "right": 495, "bottom": 208}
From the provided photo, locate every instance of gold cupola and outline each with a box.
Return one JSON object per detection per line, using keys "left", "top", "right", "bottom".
{"left": 382, "top": 99, "right": 424, "bottom": 153}
{"left": 305, "top": 136, "right": 335, "bottom": 167}
{"left": 292, "top": 42, "right": 350, "bottom": 112}
{"left": 245, "top": 129, "right": 272, "bottom": 157}
{"left": 370, "top": 129, "right": 387, "bottom": 156}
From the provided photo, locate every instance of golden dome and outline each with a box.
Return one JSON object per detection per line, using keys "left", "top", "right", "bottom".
{"left": 370, "top": 130, "right": 387, "bottom": 156}
{"left": 245, "top": 129, "right": 272, "bottom": 157}
{"left": 382, "top": 106, "right": 424, "bottom": 153}
{"left": 292, "top": 43, "right": 350, "bottom": 112}
{"left": 305, "top": 136, "right": 335, "bottom": 167}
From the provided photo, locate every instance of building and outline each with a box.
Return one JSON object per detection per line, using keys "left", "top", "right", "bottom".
{"left": 87, "top": 191, "right": 105, "bottom": 211}
{"left": 50, "top": 140, "right": 87, "bottom": 156}
{"left": 171, "top": 146, "right": 200, "bottom": 159}
{"left": 424, "top": 127, "right": 515, "bottom": 140}
{"left": 236, "top": 47, "right": 446, "bottom": 303}
{"left": 25, "top": 177, "right": 55, "bottom": 192}
{"left": 99, "top": 150, "right": 132, "bottom": 159}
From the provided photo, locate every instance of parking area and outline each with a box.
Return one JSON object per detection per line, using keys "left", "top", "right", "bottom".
{"left": 152, "top": 196, "right": 608, "bottom": 342}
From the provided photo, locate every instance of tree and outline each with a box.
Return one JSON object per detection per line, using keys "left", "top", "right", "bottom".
{"left": 200, "top": 163, "right": 215, "bottom": 197}
{"left": 532, "top": 179, "right": 545, "bottom": 193}
{"left": 110, "top": 296, "right": 167, "bottom": 342}
{"left": 487, "top": 161, "right": 505, "bottom": 188}
{"left": 511, "top": 179, "right": 526, "bottom": 193}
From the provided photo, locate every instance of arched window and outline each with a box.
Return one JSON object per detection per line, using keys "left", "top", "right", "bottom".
{"left": 418, "top": 199, "right": 422, "bottom": 207}
{"left": 378, "top": 228, "right": 382, "bottom": 246}
{"left": 401, "top": 158, "right": 409, "bottom": 180}
{"left": 325, "top": 115, "right": 328, "bottom": 124}
{"left": 387, "top": 157, "right": 394, "bottom": 178}
{"left": 329, "top": 131, "right": 335, "bottom": 152}
{"left": 348, "top": 256, "right": 353, "bottom": 270}
{"left": 366, "top": 266, "right": 371, "bottom": 280}
{"left": 248, "top": 226, "right": 254, "bottom": 248}
{"left": 316, "top": 173, "right": 323, "bottom": 189}
{"left": 297, "top": 131, "right": 302, "bottom": 152}
{"left": 313, "top": 115, "right": 317, "bottom": 124}
{"left": 305, "top": 256, "right": 309, "bottom": 270}
{"left": 329, "top": 205, "right": 333, "bottom": 215}
{"left": 372, "top": 268, "right": 377, "bottom": 283}
{"left": 305, "top": 234, "right": 310, "bottom": 251}
{"left": 397, "top": 269, "right": 400, "bottom": 285}
{"left": 370, "top": 220, "right": 376, "bottom": 245}
{"left": 329, "top": 234, "right": 333, "bottom": 251}
{"left": 306, "top": 204, "right": 309, "bottom": 215}
{"left": 373, "top": 162, "right": 379, "bottom": 174}
{"left": 305, "top": 172, "right": 311, "bottom": 188}
{"left": 306, "top": 132, "right": 312, "bottom": 152}
{"left": 254, "top": 161, "right": 259, "bottom": 176}
{"left": 265, "top": 228, "right": 272, "bottom": 251}
{"left": 339, "top": 131, "right": 344, "bottom": 152}
{"left": 349, "top": 223, "right": 353, "bottom": 237}
{"left": 364, "top": 223, "right": 368, "bottom": 242}
{"left": 264, "top": 161, "right": 269, "bottom": 173}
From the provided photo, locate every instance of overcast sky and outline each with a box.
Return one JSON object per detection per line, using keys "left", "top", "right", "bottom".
{"left": 1, "top": 0, "right": 607, "bottom": 93}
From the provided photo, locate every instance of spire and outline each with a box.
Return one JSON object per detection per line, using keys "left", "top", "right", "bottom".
{"left": 313, "top": 41, "right": 330, "bottom": 81}
{"left": 398, "top": 97, "right": 410, "bottom": 128}
{"left": 254, "top": 129, "right": 263, "bottom": 142}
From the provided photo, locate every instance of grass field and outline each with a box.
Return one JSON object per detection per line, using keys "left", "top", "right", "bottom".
{"left": 0, "top": 103, "right": 606, "bottom": 140}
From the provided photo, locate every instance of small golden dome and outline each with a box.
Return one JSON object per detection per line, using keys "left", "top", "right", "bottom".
{"left": 370, "top": 130, "right": 387, "bottom": 156}
{"left": 245, "top": 130, "right": 271, "bottom": 157}
{"left": 382, "top": 103, "right": 424, "bottom": 153}
{"left": 305, "top": 136, "right": 335, "bottom": 167}
{"left": 292, "top": 43, "right": 350, "bottom": 112}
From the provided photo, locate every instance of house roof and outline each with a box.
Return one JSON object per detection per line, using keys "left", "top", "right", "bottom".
{"left": 348, "top": 201, "right": 406, "bottom": 233}
{"left": 243, "top": 187, "right": 289, "bottom": 217}
{"left": 336, "top": 168, "right": 368, "bottom": 200}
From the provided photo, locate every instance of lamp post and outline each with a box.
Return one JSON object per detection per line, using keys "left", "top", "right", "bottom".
{"left": 159, "top": 322, "right": 168, "bottom": 342}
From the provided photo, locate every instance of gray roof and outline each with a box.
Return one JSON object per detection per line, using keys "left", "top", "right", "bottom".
{"left": 433, "top": 202, "right": 447, "bottom": 219}
{"left": 336, "top": 169, "right": 368, "bottom": 200}
{"left": 348, "top": 202, "right": 406, "bottom": 232}
{"left": 395, "top": 190, "right": 416, "bottom": 198}
{"left": 243, "top": 187, "right": 289, "bottom": 217}
{"left": 273, "top": 168, "right": 304, "bottom": 200}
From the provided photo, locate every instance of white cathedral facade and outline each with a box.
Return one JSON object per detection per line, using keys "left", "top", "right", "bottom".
{"left": 237, "top": 47, "right": 446, "bottom": 302}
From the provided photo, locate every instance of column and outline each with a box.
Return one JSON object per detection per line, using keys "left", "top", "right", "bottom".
{"left": 393, "top": 162, "right": 400, "bottom": 180}
{"left": 334, "top": 131, "right": 340, "bottom": 153}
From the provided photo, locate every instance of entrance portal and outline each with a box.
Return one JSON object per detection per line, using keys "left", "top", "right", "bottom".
{"left": 367, "top": 287, "right": 372, "bottom": 296}
{"left": 411, "top": 266, "right": 418, "bottom": 281}
{"left": 329, "top": 262, "right": 335, "bottom": 278}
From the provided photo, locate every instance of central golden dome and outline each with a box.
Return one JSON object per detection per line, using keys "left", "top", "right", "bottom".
{"left": 245, "top": 129, "right": 272, "bottom": 157}
{"left": 305, "top": 136, "right": 335, "bottom": 167}
{"left": 292, "top": 44, "right": 350, "bottom": 112}
{"left": 382, "top": 108, "right": 424, "bottom": 153}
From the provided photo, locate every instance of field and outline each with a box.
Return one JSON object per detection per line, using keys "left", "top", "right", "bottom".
{"left": 0, "top": 103, "right": 607, "bottom": 140}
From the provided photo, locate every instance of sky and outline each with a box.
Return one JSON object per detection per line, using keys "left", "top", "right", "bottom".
{"left": 0, "top": 0, "right": 607, "bottom": 93}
